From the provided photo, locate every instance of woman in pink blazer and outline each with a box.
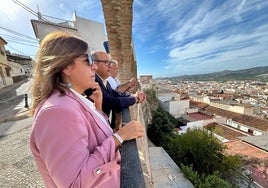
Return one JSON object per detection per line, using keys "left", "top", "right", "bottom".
{"left": 30, "top": 31, "right": 144, "bottom": 188}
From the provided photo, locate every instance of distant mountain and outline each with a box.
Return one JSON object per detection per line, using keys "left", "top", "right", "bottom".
{"left": 167, "top": 66, "right": 268, "bottom": 81}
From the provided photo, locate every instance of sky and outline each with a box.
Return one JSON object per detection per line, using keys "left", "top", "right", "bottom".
{"left": 0, "top": 0, "right": 268, "bottom": 78}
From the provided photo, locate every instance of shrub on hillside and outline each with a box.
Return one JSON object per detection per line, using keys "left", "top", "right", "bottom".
{"left": 147, "top": 107, "right": 176, "bottom": 146}
{"left": 166, "top": 129, "right": 241, "bottom": 175}
{"left": 166, "top": 129, "right": 242, "bottom": 186}
{"left": 181, "top": 164, "right": 235, "bottom": 188}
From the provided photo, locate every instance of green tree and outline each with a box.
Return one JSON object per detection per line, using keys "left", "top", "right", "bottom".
{"left": 147, "top": 107, "right": 176, "bottom": 146}
{"left": 181, "top": 165, "right": 234, "bottom": 188}
{"left": 166, "top": 129, "right": 242, "bottom": 187}
{"left": 167, "top": 129, "right": 225, "bottom": 174}
{"left": 166, "top": 129, "right": 241, "bottom": 177}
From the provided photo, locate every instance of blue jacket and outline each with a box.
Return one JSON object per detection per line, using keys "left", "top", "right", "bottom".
{"left": 84, "top": 74, "right": 136, "bottom": 124}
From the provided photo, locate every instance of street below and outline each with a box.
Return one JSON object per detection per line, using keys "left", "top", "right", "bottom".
{"left": 0, "top": 78, "right": 44, "bottom": 187}
{"left": 0, "top": 117, "right": 44, "bottom": 187}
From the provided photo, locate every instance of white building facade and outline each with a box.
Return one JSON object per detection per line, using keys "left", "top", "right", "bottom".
{"left": 0, "top": 37, "right": 13, "bottom": 89}
{"left": 31, "top": 12, "right": 107, "bottom": 52}
{"left": 158, "top": 93, "right": 190, "bottom": 118}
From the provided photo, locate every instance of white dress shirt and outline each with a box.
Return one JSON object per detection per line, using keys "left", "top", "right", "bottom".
{"left": 107, "top": 76, "right": 120, "bottom": 90}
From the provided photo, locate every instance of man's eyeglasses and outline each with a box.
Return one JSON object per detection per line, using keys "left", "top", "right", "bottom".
{"left": 93, "top": 59, "right": 113, "bottom": 66}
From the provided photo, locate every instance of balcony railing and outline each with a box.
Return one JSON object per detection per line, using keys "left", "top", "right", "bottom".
{"left": 120, "top": 107, "right": 146, "bottom": 188}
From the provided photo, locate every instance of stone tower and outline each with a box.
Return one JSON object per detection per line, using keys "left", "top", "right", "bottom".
{"left": 101, "top": 0, "right": 137, "bottom": 85}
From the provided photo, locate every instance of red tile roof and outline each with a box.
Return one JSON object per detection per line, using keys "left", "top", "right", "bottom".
{"left": 190, "top": 101, "right": 268, "bottom": 131}
{"left": 225, "top": 140, "right": 268, "bottom": 159}
{"left": 189, "top": 112, "right": 212, "bottom": 120}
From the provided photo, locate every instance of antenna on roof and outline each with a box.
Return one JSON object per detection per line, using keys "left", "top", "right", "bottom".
{"left": 37, "top": 4, "right": 42, "bottom": 20}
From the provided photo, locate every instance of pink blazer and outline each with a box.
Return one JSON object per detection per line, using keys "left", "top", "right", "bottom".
{"left": 30, "top": 90, "right": 121, "bottom": 188}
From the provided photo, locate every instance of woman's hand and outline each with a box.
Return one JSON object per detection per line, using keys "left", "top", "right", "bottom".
{"left": 116, "top": 120, "right": 145, "bottom": 141}
{"left": 88, "top": 82, "right": 103, "bottom": 111}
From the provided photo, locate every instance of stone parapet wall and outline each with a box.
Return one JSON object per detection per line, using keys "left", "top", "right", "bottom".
{"left": 132, "top": 104, "right": 154, "bottom": 187}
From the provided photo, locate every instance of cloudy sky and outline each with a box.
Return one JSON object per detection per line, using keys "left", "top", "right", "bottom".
{"left": 0, "top": 0, "right": 267, "bottom": 78}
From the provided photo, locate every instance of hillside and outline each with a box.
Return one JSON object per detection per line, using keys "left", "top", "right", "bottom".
{"left": 167, "top": 66, "right": 268, "bottom": 81}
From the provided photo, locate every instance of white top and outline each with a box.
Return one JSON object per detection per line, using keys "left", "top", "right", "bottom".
{"left": 107, "top": 76, "right": 120, "bottom": 90}
{"left": 70, "top": 89, "right": 112, "bottom": 132}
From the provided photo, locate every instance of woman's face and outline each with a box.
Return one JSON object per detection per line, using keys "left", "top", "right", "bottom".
{"left": 64, "top": 53, "right": 97, "bottom": 94}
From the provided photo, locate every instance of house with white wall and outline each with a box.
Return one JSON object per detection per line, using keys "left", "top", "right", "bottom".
{"left": 0, "top": 36, "right": 13, "bottom": 89}
{"left": 226, "top": 119, "right": 265, "bottom": 136}
{"left": 176, "top": 112, "right": 214, "bottom": 135}
{"left": 6, "top": 53, "right": 33, "bottom": 81}
{"left": 31, "top": 12, "right": 107, "bottom": 51}
{"left": 158, "top": 93, "right": 190, "bottom": 118}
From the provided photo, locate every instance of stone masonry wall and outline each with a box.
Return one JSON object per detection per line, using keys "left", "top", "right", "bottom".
{"left": 101, "top": 0, "right": 137, "bottom": 84}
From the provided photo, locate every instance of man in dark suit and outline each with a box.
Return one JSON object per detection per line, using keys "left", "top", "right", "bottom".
{"left": 84, "top": 51, "right": 145, "bottom": 130}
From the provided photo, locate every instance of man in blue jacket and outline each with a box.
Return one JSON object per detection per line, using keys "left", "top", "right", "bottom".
{"left": 84, "top": 51, "right": 145, "bottom": 130}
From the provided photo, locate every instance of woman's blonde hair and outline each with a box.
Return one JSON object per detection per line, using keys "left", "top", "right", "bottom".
{"left": 31, "top": 31, "right": 88, "bottom": 115}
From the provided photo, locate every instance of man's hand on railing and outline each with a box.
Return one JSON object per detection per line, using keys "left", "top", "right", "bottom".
{"left": 132, "top": 91, "right": 146, "bottom": 103}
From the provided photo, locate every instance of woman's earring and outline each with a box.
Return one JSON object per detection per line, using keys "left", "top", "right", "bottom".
{"left": 66, "top": 82, "right": 72, "bottom": 88}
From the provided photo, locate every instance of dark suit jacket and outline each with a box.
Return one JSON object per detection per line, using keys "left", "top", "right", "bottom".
{"left": 84, "top": 74, "right": 136, "bottom": 127}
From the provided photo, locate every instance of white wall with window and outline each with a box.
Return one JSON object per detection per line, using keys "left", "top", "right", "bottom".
{"left": 7, "top": 60, "right": 25, "bottom": 77}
